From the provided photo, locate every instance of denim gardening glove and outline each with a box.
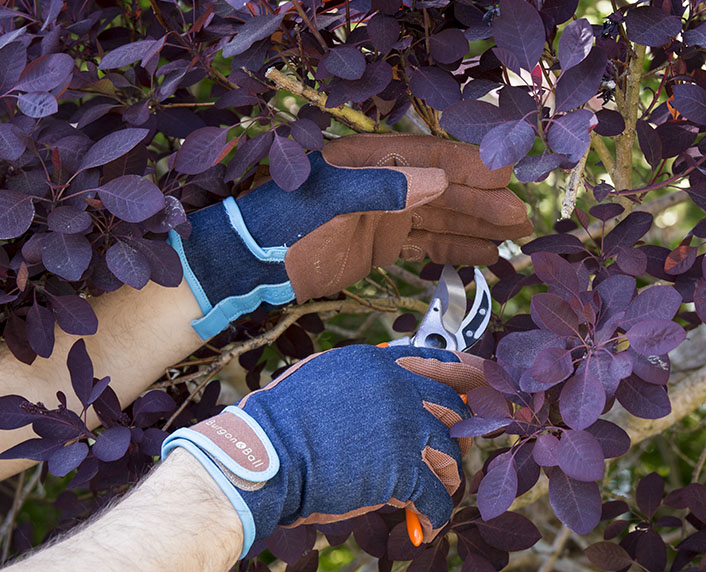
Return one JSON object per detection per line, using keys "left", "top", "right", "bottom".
{"left": 161, "top": 344, "right": 488, "bottom": 558}
{"left": 171, "top": 133, "right": 532, "bottom": 339}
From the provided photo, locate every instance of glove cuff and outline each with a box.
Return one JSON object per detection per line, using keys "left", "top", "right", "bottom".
{"left": 169, "top": 197, "right": 296, "bottom": 339}
{"left": 161, "top": 406, "right": 280, "bottom": 558}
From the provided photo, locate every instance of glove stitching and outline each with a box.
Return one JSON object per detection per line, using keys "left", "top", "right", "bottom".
{"left": 376, "top": 152, "right": 409, "bottom": 167}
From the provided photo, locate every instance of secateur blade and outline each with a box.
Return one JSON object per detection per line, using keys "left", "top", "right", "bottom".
{"left": 411, "top": 265, "right": 491, "bottom": 352}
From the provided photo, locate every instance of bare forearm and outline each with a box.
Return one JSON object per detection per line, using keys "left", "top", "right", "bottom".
{"left": 0, "top": 280, "right": 204, "bottom": 480}
{"left": 4, "top": 449, "right": 243, "bottom": 572}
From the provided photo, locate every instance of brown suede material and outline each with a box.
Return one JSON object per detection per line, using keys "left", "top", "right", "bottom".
{"left": 321, "top": 133, "right": 512, "bottom": 190}
{"left": 422, "top": 446, "right": 461, "bottom": 495}
{"left": 395, "top": 356, "right": 488, "bottom": 394}
{"left": 422, "top": 400, "right": 464, "bottom": 430}
{"left": 285, "top": 134, "right": 533, "bottom": 303}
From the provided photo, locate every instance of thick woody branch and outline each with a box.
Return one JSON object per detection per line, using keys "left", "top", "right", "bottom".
{"left": 266, "top": 68, "right": 388, "bottom": 133}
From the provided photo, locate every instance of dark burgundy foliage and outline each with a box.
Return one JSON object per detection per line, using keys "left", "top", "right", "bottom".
{"left": 1, "top": 0, "right": 706, "bottom": 567}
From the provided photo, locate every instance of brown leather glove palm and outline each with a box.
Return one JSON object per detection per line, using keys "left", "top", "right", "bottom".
{"left": 282, "top": 133, "right": 533, "bottom": 301}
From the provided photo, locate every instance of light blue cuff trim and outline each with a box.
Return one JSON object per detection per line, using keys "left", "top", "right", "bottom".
{"left": 167, "top": 230, "right": 213, "bottom": 315}
{"left": 161, "top": 407, "right": 280, "bottom": 559}
{"left": 191, "top": 281, "right": 296, "bottom": 340}
{"left": 223, "top": 197, "right": 288, "bottom": 262}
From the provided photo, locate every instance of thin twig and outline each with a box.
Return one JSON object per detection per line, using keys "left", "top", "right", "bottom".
{"left": 561, "top": 147, "right": 589, "bottom": 219}
{"left": 538, "top": 526, "right": 572, "bottom": 572}
{"left": 693, "top": 441, "right": 706, "bottom": 483}
{"left": 0, "top": 466, "right": 42, "bottom": 564}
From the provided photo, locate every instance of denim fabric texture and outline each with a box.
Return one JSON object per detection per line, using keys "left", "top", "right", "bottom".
{"left": 176, "top": 152, "right": 409, "bottom": 336}
{"left": 235, "top": 344, "right": 468, "bottom": 543}
{"left": 237, "top": 151, "right": 408, "bottom": 246}
{"left": 180, "top": 201, "right": 290, "bottom": 306}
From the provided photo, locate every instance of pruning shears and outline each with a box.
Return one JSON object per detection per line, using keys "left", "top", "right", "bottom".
{"left": 382, "top": 263, "right": 492, "bottom": 546}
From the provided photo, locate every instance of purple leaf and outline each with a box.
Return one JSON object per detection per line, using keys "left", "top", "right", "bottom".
{"left": 99, "top": 39, "right": 161, "bottom": 70}
{"left": 621, "top": 285, "right": 682, "bottom": 330}
{"left": 558, "top": 18, "right": 593, "bottom": 71}
{"left": 629, "top": 350, "right": 668, "bottom": 386}
{"left": 496, "top": 329, "right": 563, "bottom": 369}
{"left": 615, "top": 246, "right": 648, "bottom": 276}
{"left": 97, "top": 175, "right": 165, "bottom": 223}
{"left": 41, "top": 232, "right": 92, "bottom": 281}
{"left": 15, "top": 53, "right": 74, "bottom": 92}
{"left": 547, "top": 109, "right": 597, "bottom": 163}
{"left": 225, "top": 131, "right": 273, "bottom": 183}
{"left": 483, "top": 360, "right": 517, "bottom": 394}
{"left": 636, "top": 472, "right": 664, "bottom": 519}
{"left": 367, "top": 14, "right": 400, "bottom": 53}
{"left": 531, "top": 346, "right": 572, "bottom": 385}
{"left": 533, "top": 434, "right": 559, "bottom": 466}
{"left": 141, "top": 427, "right": 169, "bottom": 456}
{"left": 656, "top": 122, "right": 698, "bottom": 158}
{"left": 467, "top": 386, "right": 510, "bottom": 418}
{"left": 129, "top": 238, "right": 183, "bottom": 288}
{"left": 584, "top": 351, "right": 620, "bottom": 395}
{"left": 143, "top": 196, "right": 187, "bottom": 233}
{"left": 4, "top": 314, "right": 36, "bottom": 365}
{"left": 48, "top": 442, "right": 88, "bottom": 477}
{"left": 78, "top": 128, "right": 149, "bottom": 172}
{"left": 93, "top": 426, "right": 131, "bottom": 462}
{"left": 476, "top": 512, "right": 541, "bottom": 551}
{"left": 492, "top": 0, "right": 545, "bottom": 71}
{"left": 175, "top": 127, "right": 229, "bottom": 175}
{"left": 479, "top": 120, "right": 535, "bottom": 170}
{"left": 684, "top": 21, "right": 706, "bottom": 48}
{"left": 0, "top": 42, "right": 27, "bottom": 95}
{"left": 429, "top": 28, "right": 468, "bottom": 64}
{"left": 392, "top": 313, "right": 416, "bottom": 333}
{"left": 0, "top": 438, "right": 61, "bottom": 461}
{"left": 556, "top": 430, "right": 604, "bottom": 481}
{"left": 554, "top": 47, "right": 607, "bottom": 113}
{"left": 322, "top": 46, "right": 366, "bottom": 80}
{"left": 530, "top": 292, "right": 578, "bottom": 336}
{"left": 290, "top": 119, "right": 324, "bottom": 151}
{"left": 132, "top": 390, "right": 176, "bottom": 427}
{"left": 269, "top": 135, "right": 310, "bottom": 192}
{"left": 585, "top": 542, "right": 633, "bottom": 571}
{"left": 223, "top": 14, "right": 285, "bottom": 57}
{"left": 595, "top": 274, "right": 635, "bottom": 319}
{"left": 492, "top": 47, "right": 521, "bottom": 76}
{"left": 26, "top": 301, "right": 55, "bottom": 358}
{"left": 106, "top": 241, "right": 150, "bottom": 289}
{"left": 352, "top": 513, "right": 388, "bottom": 557}
{"left": 47, "top": 206, "right": 92, "bottom": 234}
{"left": 626, "top": 6, "right": 682, "bottom": 47}
{"left": 477, "top": 455, "right": 518, "bottom": 520}
{"left": 635, "top": 530, "right": 666, "bottom": 572}
{"left": 594, "top": 109, "right": 625, "bottom": 137}
{"left": 49, "top": 295, "right": 98, "bottom": 335}
{"left": 0, "top": 395, "right": 35, "bottom": 430}
{"left": 409, "top": 67, "right": 461, "bottom": 111}
{"left": 440, "top": 100, "right": 504, "bottom": 144}
{"left": 0, "top": 189, "right": 34, "bottom": 239}
{"left": 615, "top": 375, "right": 671, "bottom": 419}
{"left": 636, "top": 120, "right": 662, "bottom": 168}
{"left": 560, "top": 372, "right": 606, "bottom": 431}
{"left": 68, "top": 339, "right": 93, "bottom": 408}
{"left": 671, "top": 84, "right": 706, "bottom": 126}
{"left": 590, "top": 203, "right": 624, "bottom": 221}
{"left": 76, "top": 103, "right": 118, "bottom": 129}
{"left": 521, "top": 234, "right": 586, "bottom": 255}
{"left": 603, "top": 211, "right": 653, "bottom": 253}
{"left": 625, "top": 319, "right": 686, "bottom": 355}
{"left": 88, "top": 376, "right": 111, "bottom": 405}
{"left": 17, "top": 91, "right": 57, "bottom": 118}
{"left": 587, "top": 420, "right": 630, "bottom": 458}
{"left": 514, "top": 154, "right": 564, "bottom": 183}
{"left": 0, "top": 123, "right": 25, "bottom": 161}
{"left": 463, "top": 79, "right": 500, "bottom": 100}
{"left": 450, "top": 417, "right": 511, "bottom": 438}
{"left": 344, "top": 61, "right": 393, "bottom": 103}
{"left": 548, "top": 469, "right": 601, "bottom": 534}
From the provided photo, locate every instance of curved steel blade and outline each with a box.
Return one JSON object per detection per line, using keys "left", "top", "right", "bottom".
{"left": 439, "top": 263, "right": 467, "bottom": 334}
{"left": 454, "top": 268, "right": 492, "bottom": 351}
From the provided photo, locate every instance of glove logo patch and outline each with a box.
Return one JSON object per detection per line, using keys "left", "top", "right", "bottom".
{"left": 193, "top": 412, "right": 270, "bottom": 472}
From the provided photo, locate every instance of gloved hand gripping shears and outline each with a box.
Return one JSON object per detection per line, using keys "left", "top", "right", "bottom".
{"left": 382, "top": 264, "right": 492, "bottom": 546}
